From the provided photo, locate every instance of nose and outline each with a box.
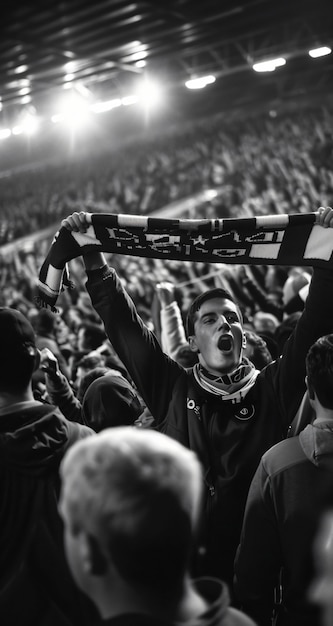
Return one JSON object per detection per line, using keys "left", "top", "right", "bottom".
{"left": 218, "top": 315, "right": 231, "bottom": 330}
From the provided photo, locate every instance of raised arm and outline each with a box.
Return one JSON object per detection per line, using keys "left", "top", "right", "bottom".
{"left": 61, "top": 212, "right": 184, "bottom": 424}
{"left": 267, "top": 206, "right": 333, "bottom": 429}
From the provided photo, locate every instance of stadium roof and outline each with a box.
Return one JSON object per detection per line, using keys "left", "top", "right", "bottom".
{"left": 1, "top": 0, "right": 332, "bottom": 126}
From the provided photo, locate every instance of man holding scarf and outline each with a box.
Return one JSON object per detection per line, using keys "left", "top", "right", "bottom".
{"left": 61, "top": 207, "right": 333, "bottom": 592}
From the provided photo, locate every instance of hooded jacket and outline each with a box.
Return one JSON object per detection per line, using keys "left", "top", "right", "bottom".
{"left": 99, "top": 578, "right": 255, "bottom": 626}
{"left": 234, "top": 423, "right": 333, "bottom": 626}
{"left": 85, "top": 265, "right": 333, "bottom": 587}
{"left": 0, "top": 400, "right": 94, "bottom": 626}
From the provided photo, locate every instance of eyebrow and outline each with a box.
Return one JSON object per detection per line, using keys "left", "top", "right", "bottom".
{"left": 199, "top": 307, "right": 238, "bottom": 319}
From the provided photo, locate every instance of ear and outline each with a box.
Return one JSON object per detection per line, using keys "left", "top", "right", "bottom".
{"left": 33, "top": 348, "right": 41, "bottom": 372}
{"left": 86, "top": 533, "right": 108, "bottom": 576}
{"left": 305, "top": 375, "right": 315, "bottom": 401}
{"left": 188, "top": 336, "right": 200, "bottom": 354}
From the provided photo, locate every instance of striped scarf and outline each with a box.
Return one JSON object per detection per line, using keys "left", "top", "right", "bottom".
{"left": 193, "top": 359, "right": 260, "bottom": 403}
{"left": 37, "top": 210, "right": 333, "bottom": 310}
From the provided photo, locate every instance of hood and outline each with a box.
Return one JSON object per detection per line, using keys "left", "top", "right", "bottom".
{"left": 82, "top": 371, "right": 143, "bottom": 431}
{"left": 299, "top": 423, "right": 333, "bottom": 470}
{"left": 0, "top": 401, "right": 72, "bottom": 475}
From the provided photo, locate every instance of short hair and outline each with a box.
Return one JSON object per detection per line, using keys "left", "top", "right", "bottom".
{"left": 306, "top": 334, "right": 333, "bottom": 409}
{"left": 78, "top": 322, "right": 106, "bottom": 350}
{"left": 33, "top": 308, "right": 56, "bottom": 336}
{"left": 186, "top": 287, "right": 241, "bottom": 338}
{"left": 0, "top": 350, "right": 36, "bottom": 393}
{"left": 60, "top": 428, "right": 203, "bottom": 588}
{"left": 0, "top": 307, "right": 37, "bottom": 393}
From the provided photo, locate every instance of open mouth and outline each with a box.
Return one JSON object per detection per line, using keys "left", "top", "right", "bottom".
{"left": 218, "top": 335, "right": 233, "bottom": 352}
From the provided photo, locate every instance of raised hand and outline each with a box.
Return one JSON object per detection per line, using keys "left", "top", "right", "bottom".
{"left": 61, "top": 211, "right": 92, "bottom": 233}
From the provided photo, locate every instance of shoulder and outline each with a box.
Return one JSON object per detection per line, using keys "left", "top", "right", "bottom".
{"left": 226, "top": 607, "right": 257, "bottom": 626}
{"left": 261, "top": 435, "right": 305, "bottom": 477}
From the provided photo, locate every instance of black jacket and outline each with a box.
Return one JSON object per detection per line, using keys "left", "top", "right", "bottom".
{"left": 0, "top": 400, "right": 95, "bottom": 626}
{"left": 234, "top": 423, "right": 333, "bottom": 625}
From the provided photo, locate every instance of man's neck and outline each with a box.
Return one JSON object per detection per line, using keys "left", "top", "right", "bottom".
{"left": 312, "top": 404, "right": 333, "bottom": 426}
{"left": 0, "top": 388, "right": 35, "bottom": 410}
{"left": 94, "top": 574, "right": 207, "bottom": 622}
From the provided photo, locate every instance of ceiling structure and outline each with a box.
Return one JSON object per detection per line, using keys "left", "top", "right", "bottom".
{"left": 0, "top": 0, "right": 332, "bottom": 128}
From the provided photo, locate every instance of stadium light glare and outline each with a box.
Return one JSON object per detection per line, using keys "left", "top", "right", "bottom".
{"left": 126, "top": 50, "right": 148, "bottom": 62}
{"left": 51, "top": 114, "right": 62, "bottom": 123}
{"left": 18, "top": 87, "right": 30, "bottom": 96}
{"left": 53, "top": 93, "right": 91, "bottom": 129}
{"left": 204, "top": 189, "right": 218, "bottom": 200}
{"left": 121, "top": 95, "right": 138, "bottom": 106}
{"left": 20, "top": 95, "right": 32, "bottom": 105}
{"left": 12, "top": 126, "right": 23, "bottom": 135}
{"left": 308, "top": 46, "right": 332, "bottom": 58}
{"left": 0, "top": 128, "right": 11, "bottom": 140}
{"left": 14, "top": 64, "right": 28, "bottom": 74}
{"left": 252, "top": 57, "right": 286, "bottom": 72}
{"left": 90, "top": 99, "right": 122, "bottom": 113}
{"left": 20, "top": 114, "right": 39, "bottom": 135}
{"left": 136, "top": 79, "right": 163, "bottom": 108}
{"left": 185, "top": 75, "right": 216, "bottom": 89}
{"left": 135, "top": 60, "right": 146, "bottom": 68}
{"left": 64, "top": 61, "right": 76, "bottom": 72}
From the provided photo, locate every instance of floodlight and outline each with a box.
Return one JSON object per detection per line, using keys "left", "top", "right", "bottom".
{"left": 204, "top": 189, "right": 218, "bottom": 200}
{"left": 0, "top": 128, "right": 11, "bottom": 140}
{"left": 21, "top": 95, "right": 32, "bottom": 105}
{"left": 90, "top": 99, "right": 122, "bottom": 113}
{"left": 185, "top": 75, "right": 216, "bottom": 89}
{"left": 14, "top": 64, "right": 28, "bottom": 74}
{"left": 121, "top": 95, "right": 138, "bottom": 106}
{"left": 253, "top": 57, "right": 286, "bottom": 72}
{"left": 309, "top": 46, "right": 331, "bottom": 58}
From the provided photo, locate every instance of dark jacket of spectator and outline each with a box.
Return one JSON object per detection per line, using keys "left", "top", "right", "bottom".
{"left": 234, "top": 424, "right": 333, "bottom": 625}
{"left": 0, "top": 400, "right": 94, "bottom": 625}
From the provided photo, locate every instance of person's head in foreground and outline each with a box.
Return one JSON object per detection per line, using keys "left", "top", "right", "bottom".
{"left": 59, "top": 427, "right": 204, "bottom": 621}
{"left": 0, "top": 307, "right": 38, "bottom": 397}
{"left": 59, "top": 427, "right": 256, "bottom": 624}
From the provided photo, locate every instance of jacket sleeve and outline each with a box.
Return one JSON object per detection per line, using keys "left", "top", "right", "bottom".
{"left": 45, "top": 372, "right": 83, "bottom": 424}
{"left": 266, "top": 267, "right": 333, "bottom": 431}
{"left": 234, "top": 459, "right": 281, "bottom": 626}
{"left": 85, "top": 265, "right": 184, "bottom": 424}
{"left": 160, "top": 301, "right": 189, "bottom": 359}
{"left": 64, "top": 420, "right": 95, "bottom": 449}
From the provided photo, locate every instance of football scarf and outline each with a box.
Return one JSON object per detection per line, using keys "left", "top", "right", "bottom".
{"left": 193, "top": 359, "right": 260, "bottom": 403}
{"left": 37, "top": 211, "right": 333, "bottom": 310}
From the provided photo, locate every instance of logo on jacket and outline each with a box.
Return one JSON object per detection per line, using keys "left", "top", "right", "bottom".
{"left": 187, "top": 398, "right": 201, "bottom": 419}
{"left": 234, "top": 404, "right": 255, "bottom": 421}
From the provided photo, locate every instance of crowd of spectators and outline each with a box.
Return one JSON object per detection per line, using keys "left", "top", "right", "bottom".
{"left": 2, "top": 98, "right": 333, "bottom": 625}
{"left": 1, "top": 100, "right": 333, "bottom": 246}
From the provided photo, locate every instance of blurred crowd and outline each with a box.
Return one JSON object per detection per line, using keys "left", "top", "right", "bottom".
{"left": 1, "top": 102, "right": 333, "bottom": 245}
